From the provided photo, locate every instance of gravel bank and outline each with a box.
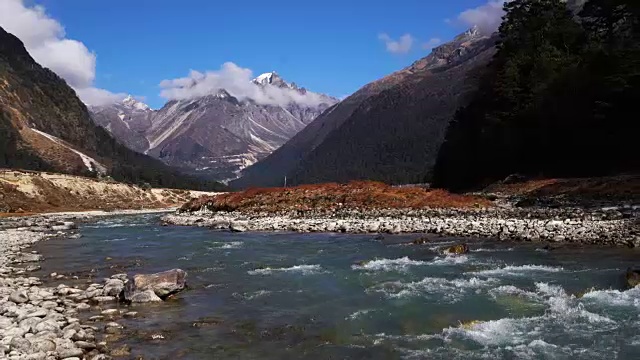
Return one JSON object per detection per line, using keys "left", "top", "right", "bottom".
{"left": 0, "top": 213, "right": 160, "bottom": 360}
{"left": 163, "top": 205, "right": 639, "bottom": 246}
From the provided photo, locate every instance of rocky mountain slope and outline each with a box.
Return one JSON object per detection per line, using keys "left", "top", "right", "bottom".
{"left": 233, "top": 27, "right": 497, "bottom": 188}
{"left": 90, "top": 72, "right": 337, "bottom": 181}
{"left": 89, "top": 95, "right": 153, "bottom": 153}
{"left": 0, "top": 26, "right": 224, "bottom": 191}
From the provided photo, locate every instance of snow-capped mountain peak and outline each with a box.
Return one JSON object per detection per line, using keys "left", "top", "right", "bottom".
{"left": 252, "top": 71, "right": 298, "bottom": 90}
{"left": 253, "top": 72, "right": 276, "bottom": 85}
{"left": 122, "top": 95, "right": 150, "bottom": 111}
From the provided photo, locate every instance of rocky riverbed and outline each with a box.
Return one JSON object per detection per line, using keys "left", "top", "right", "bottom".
{"left": 0, "top": 213, "right": 181, "bottom": 360}
{"left": 163, "top": 205, "right": 640, "bottom": 247}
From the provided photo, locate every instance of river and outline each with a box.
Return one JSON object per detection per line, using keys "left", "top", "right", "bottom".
{"left": 33, "top": 213, "right": 640, "bottom": 359}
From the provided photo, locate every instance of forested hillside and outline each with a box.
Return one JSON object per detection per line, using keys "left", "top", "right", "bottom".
{"left": 434, "top": 0, "right": 639, "bottom": 190}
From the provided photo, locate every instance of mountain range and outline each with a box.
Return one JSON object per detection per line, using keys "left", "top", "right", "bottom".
{"left": 89, "top": 72, "right": 337, "bottom": 182}
{"left": 0, "top": 25, "right": 224, "bottom": 191}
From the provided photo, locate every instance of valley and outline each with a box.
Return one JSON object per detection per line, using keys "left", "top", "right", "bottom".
{"left": 0, "top": 0, "right": 638, "bottom": 359}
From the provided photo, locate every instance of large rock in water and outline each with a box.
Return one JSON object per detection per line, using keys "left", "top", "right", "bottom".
{"left": 124, "top": 269, "right": 187, "bottom": 303}
{"left": 444, "top": 243, "right": 469, "bottom": 255}
{"left": 626, "top": 267, "right": 640, "bottom": 288}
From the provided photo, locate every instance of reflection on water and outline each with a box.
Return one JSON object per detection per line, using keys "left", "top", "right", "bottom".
{"left": 34, "top": 214, "right": 640, "bottom": 359}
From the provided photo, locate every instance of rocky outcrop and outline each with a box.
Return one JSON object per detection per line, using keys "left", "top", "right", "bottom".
{"left": 123, "top": 269, "right": 187, "bottom": 303}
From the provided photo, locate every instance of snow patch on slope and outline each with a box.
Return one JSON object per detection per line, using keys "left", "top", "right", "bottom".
{"left": 30, "top": 128, "right": 107, "bottom": 175}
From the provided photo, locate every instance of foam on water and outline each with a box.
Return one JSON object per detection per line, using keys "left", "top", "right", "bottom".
{"left": 248, "top": 290, "right": 272, "bottom": 299}
{"left": 489, "top": 285, "right": 539, "bottom": 298}
{"left": 347, "top": 309, "right": 374, "bottom": 320}
{"left": 247, "top": 264, "right": 323, "bottom": 275}
{"left": 371, "top": 276, "right": 499, "bottom": 302}
{"left": 86, "top": 220, "right": 147, "bottom": 229}
{"left": 351, "top": 257, "right": 425, "bottom": 272}
{"left": 103, "top": 237, "right": 127, "bottom": 242}
{"left": 472, "top": 264, "right": 564, "bottom": 276}
{"left": 580, "top": 286, "right": 640, "bottom": 308}
{"left": 536, "top": 282, "right": 615, "bottom": 324}
{"left": 207, "top": 241, "right": 244, "bottom": 250}
{"left": 471, "top": 247, "right": 514, "bottom": 252}
{"left": 433, "top": 282, "right": 619, "bottom": 351}
{"left": 428, "top": 254, "right": 470, "bottom": 265}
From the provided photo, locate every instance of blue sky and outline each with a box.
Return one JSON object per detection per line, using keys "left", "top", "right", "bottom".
{"left": 6, "top": 0, "right": 502, "bottom": 108}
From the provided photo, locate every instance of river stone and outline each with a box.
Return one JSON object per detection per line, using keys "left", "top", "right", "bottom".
{"left": 19, "top": 317, "right": 42, "bottom": 332}
{"left": 0, "top": 316, "right": 13, "bottom": 328}
{"left": 34, "top": 319, "right": 60, "bottom": 333}
{"left": 101, "top": 309, "right": 119, "bottom": 316}
{"left": 25, "top": 308, "right": 49, "bottom": 318}
{"left": 110, "top": 344, "right": 131, "bottom": 357}
{"left": 9, "top": 337, "right": 31, "bottom": 352}
{"left": 124, "top": 269, "right": 187, "bottom": 301}
{"left": 31, "top": 338, "right": 56, "bottom": 352}
{"left": 102, "top": 279, "right": 124, "bottom": 297}
{"left": 9, "top": 290, "right": 29, "bottom": 303}
{"left": 75, "top": 341, "right": 96, "bottom": 350}
{"left": 128, "top": 289, "right": 162, "bottom": 303}
{"left": 92, "top": 296, "right": 116, "bottom": 303}
{"left": 57, "top": 346, "right": 84, "bottom": 358}
{"left": 25, "top": 352, "right": 48, "bottom": 360}
{"left": 626, "top": 267, "right": 640, "bottom": 288}
{"left": 230, "top": 222, "right": 247, "bottom": 232}
{"left": 123, "top": 311, "right": 138, "bottom": 318}
{"left": 76, "top": 303, "right": 91, "bottom": 311}
{"left": 445, "top": 243, "right": 469, "bottom": 255}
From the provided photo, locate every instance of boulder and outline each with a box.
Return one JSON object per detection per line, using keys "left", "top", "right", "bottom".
{"left": 123, "top": 269, "right": 187, "bottom": 302}
{"left": 444, "top": 243, "right": 469, "bottom": 255}
{"left": 625, "top": 267, "right": 640, "bottom": 288}
{"left": 102, "top": 279, "right": 125, "bottom": 297}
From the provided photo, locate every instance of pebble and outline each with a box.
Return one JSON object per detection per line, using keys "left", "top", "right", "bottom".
{"left": 164, "top": 204, "right": 639, "bottom": 246}
{"left": 0, "top": 216, "right": 135, "bottom": 360}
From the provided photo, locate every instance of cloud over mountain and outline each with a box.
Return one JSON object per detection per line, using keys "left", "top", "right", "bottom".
{"left": 378, "top": 33, "right": 415, "bottom": 54}
{"left": 0, "top": 0, "right": 124, "bottom": 106}
{"left": 159, "top": 62, "right": 333, "bottom": 107}
{"left": 456, "top": 0, "right": 507, "bottom": 33}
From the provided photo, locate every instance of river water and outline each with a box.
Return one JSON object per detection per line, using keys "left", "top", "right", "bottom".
{"left": 34, "top": 213, "right": 640, "bottom": 359}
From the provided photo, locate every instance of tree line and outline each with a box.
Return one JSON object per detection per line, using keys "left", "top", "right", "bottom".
{"left": 433, "top": 0, "right": 639, "bottom": 190}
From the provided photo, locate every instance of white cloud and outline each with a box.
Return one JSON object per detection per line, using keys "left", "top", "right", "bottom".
{"left": 378, "top": 33, "right": 414, "bottom": 54}
{"left": 423, "top": 38, "right": 442, "bottom": 50}
{"left": 160, "top": 62, "right": 333, "bottom": 107}
{"left": 0, "top": 0, "right": 124, "bottom": 106}
{"left": 455, "top": 0, "right": 582, "bottom": 34}
{"left": 456, "top": 0, "right": 507, "bottom": 33}
{"left": 75, "top": 88, "right": 127, "bottom": 107}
